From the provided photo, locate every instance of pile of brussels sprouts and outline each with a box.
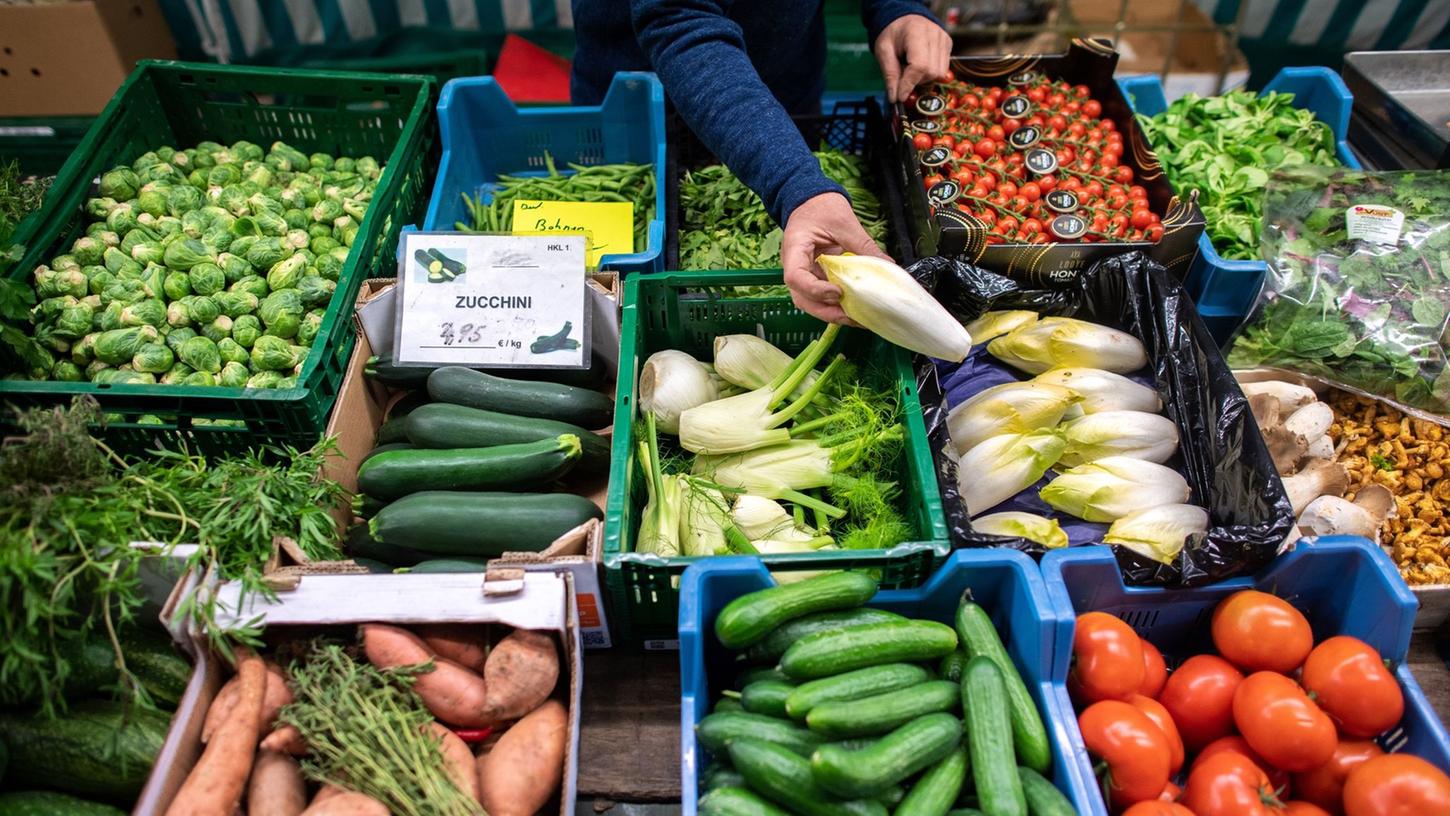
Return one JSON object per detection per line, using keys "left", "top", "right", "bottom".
{"left": 23, "top": 139, "right": 384, "bottom": 388}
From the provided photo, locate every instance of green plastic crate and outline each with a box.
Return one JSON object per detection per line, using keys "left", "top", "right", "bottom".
{"left": 302, "top": 49, "right": 490, "bottom": 85}
{"left": 0, "top": 116, "right": 94, "bottom": 178}
{"left": 603, "top": 270, "right": 951, "bottom": 649}
{"left": 0, "top": 60, "right": 437, "bottom": 457}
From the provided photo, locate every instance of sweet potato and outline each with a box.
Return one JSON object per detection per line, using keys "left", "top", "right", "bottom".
{"left": 166, "top": 650, "right": 267, "bottom": 816}
{"left": 416, "top": 623, "right": 489, "bottom": 674}
{"left": 476, "top": 700, "right": 568, "bottom": 816}
{"left": 480, "top": 629, "right": 559, "bottom": 724}
{"left": 204, "top": 660, "right": 292, "bottom": 742}
{"left": 247, "top": 749, "right": 306, "bottom": 816}
{"left": 363, "top": 623, "right": 491, "bottom": 727}
{"left": 360, "top": 622, "right": 433, "bottom": 666}
{"left": 300, "top": 791, "right": 388, "bottom": 815}
{"left": 428, "top": 722, "right": 481, "bottom": 804}
{"left": 260, "top": 724, "right": 307, "bottom": 756}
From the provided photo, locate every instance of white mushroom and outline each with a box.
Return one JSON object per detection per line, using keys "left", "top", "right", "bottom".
{"left": 1305, "top": 434, "right": 1335, "bottom": 461}
{"left": 1299, "top": 495, "right": 1378, "bottom": 538}
{"left": 1239, "top": 380, "right": 1318, "bottom": 414}
{"left": 1282, "top": 459, "right": 1351, "bottom": 516}
{"left": 1284, "top": 401, "right": 1335, "bottom": 440}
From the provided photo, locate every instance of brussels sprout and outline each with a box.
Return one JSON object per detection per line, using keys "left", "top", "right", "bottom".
{"left": 186, "top": 169, "right": 207, "bottom": 188}
{"left": 189, "top": 262, "right": 226, "bottom": 296}
{"left": 102, "top": 278, "right": 147, "bottom": 306}
{"left": 265, "top": 254, "right": 306, "bottom": 291}
{"left": 166, "top": 301, "right": 191, "bottom": 328}
{"left": 334, "top": 157, "right": 356, "bottom": 174}
{"left": 284, "top": 229, "right": 311, "bottom": 250}
{"left": 217, "top": 252, "right": 252, "bottom": 282}
{"left": 99, "top": 168, "right": 140, "bottom": 200}
{"left": 178, "top": 335, "right": 222, "bottom": 373}
{"left": 233, "top": 140, "right": 264, "bottom": 162}
{"left": 307, "top": 223, "right": 332, "bottom": 241}
{"left": 207, "top": 164, "right": 242, "bottom": 188}
{"left": 267, "top": 141, "right": 309, "bottom": 172}
{"left": 296, "top": 276, "right": 335, "bottom": 308}
{"left": 41, "top": 268, "right": 89, "bottom": 299}
{"left": 356, "top": 156, "right": 380, "bottom": 178}
{"left": 309, "top": 236, "right": 340, "bottom": 256}
{"left": 120, "top": 299, "right": 166, "bottom": 328}
{"left": 99, "top": 370, "right": 157, "bottom": 385}
{"left": 82, "top": 268, "right": 110, "bottom": 296}
{"left": 244, "top": 370, "right": 282, "bottom": 389}
{"left": 229, "top": 217, "right": 263, "bottom": 239}
{"left": 278, "top": 209, "right": 305, "bottom": 232}
{"left": 103, "top": 246, "right": 133, "bottom": 275}
{"left": 106, "top": 203, "right": 139, "bottom": 234}
{"left": 99, "top": 301, "right": 125, "bottom": 331}
{"left": 203, "top": 315, "right": 233, "bottom": 344}
{"left": 310, "top": 198, "right": 343, "bottom": 224}
{"left": 51, "top": 359, "right": 83, "bottom": 382}
{"left": 95, "top": 325, "right": 161, "bottom": 365}
{"left": 70, "top": 237, "right": 104, "bottom": 267}
{"left": 86, "top": 196, "right": 120, "bottom": 219}
{"left": 287, "top": 344, "right": 310, "bottom": 369}
{"left": 206, "top": 229, "right": 235, "bottom": 253}
{"left": 216, "top": 186, "right": 248, "bottom": 217}
{"left": 212, "top": 291, "right": 258, "bottom": 319}
{"left": 276, "top": 187, "right": 304, "bottom": 210}
{"left": 137, "top": 189, "right": 168, "bottom": 217}
{"left": 140, "top": 163, "right": 178, "bottom": 184}
{"left": 342, "top": 199, "right": 369, "bottom": 223}
{"left": 132, "top": 343, "right": 175, "bottom": 374}
{"left": 259, "top": 287, "right": 303, "bottom": 319}
{"left": 160, "top": 364, "right": 194, "bottom": 384}
{"left": 165, "top": 326, "right": 197, "bottom": 353}
{"left": 231, "top": 314, "right": 262, "bottom": 348}
{"left": 152, "top": 217, "right": 183, "bottom": 238}
{"left": 183, "top": 370, "right": 217, "bottom": 387}
{"left": 130, "top": 241, "right": 165, "bottom": 266}
{"left": 245, "top": 238, "right": 292, "bottom": 270}
{"left": 229, "top": 276, "right": 269, "bottom": 299}
{"left": 246, "top": 164, "right": 275, "bottom": 188}
{"left": 162, "top": 271, "right": 192, "bottom": 301}
{"left": 254, "top": 210, "right": 288, "bottom": 237}
{"left": 163, "top": 238, "right": 216, "bottom": 271}
{"left": 140, "top": 264, "right": 167, "bottom": 300}
{"left": 33, "top": 325, "right": 69, "bottom": 354}
{"left": 250, "top": 335, "right": 295, "bottom": 371}
{"left": 295, "top": 311, "right": 324, "bottom": 347}
{"left": 53, "top": 303, "right": 95, "bottom": 340}
{"left": 304, "top": 152, "right": 331, "bottom": 171}
{"left": 216, "top": 336, "right": 248, "bottom": 365}
{"left": 93, "top": 229, "right": 121, "bottom": 248}
{"left": 212, "top": 360, "right": 248, "bottom": 388}
{"left": 72, "top": 333, "right": 98, "bottom": 366}
{"left": 169, "top": 150, "right": 191, "bottom": 170}
{"left": 247, "top": 192, "right": 283, "bottom": 216}
{"left": 35, "top": 295, "right": 77, "bottom": 321}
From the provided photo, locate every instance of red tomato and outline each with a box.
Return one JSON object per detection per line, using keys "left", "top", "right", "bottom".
{"left": 1122, "top": 803, "right": 1195, "bottom": 816}
{"left": 1212, "top": 590, "right": 1314, "bottom": 673}
{"left": 1159, "top": 781, "right": 1182, "bottom": 802}
{"left": 996, "top": 215, "right": 1018, "bottom": 233}
{"left": 1284, "top": 802, "right": 1334, "bottom": 816}
{"left": 997, "top": 180, "right": 1018, "bottom": 198}
{"left": 1047, "top": 92, "right": 1067, "bottom": 108}
{"left": 953, "top": 169, "right": 976, "bottom": 186}
{"left": 1102, "top": 117, "right": 1116, "bottom": 131}
{"left": 1037, "top": 174, "right": 1057, "bottom": 191}
{"left": 1002, "top": 117, "right": 1022, "bottom": 134}
{"left": 1073, "top": 84, "right": 1091, "bottom": 97}
{"left": 924, "top": 174, "right": 945, "bottom": 188}
{"left": 961, "top": 93, "right": 979, "bottom": 109}
{"left": 1027, "top": 86, "right": 1047, "bottom": 103}
{"left": 1130, "top": 694, "right": 1184, "bottom": 774}
{"left": 979, "top": 173, "right": 997, "bottom": 192}
{"left": 1196, "top": 735, "right": 1292, "bottom": 795}
{"left": 1108, "top": 193, "right": 1130, "bottom": 210}
{"left": 1233, "top": 671, "right": 1337, "bottom": 773}
{"left": 987, "top": 124, "right": 1005, "bottom": 141}
{"left": 1145, "top": 223, "right": 1164, "bottom": 241}
{"left": 1115, "top": 165, "right": 1135, "bottom": 184}
{"left": 1019, "top": 181, "right": 1041, "bottom": 202}
{"left": 1301, "top": 636, "right": 1404, "bottom": 738}
{"left": 1160, "top": 655, "right": 1243, "bottom": 750}
{"left": 967, "top": 185, "right": 988, "bottom": 200}
{"left": 1028, "top": 232, "right": 1049, "bottom": 244}
{"left": 1067, "top": 122, "right": 1087, "bottom": 139}
{"left": 1079, "top": 700, "right": 1173, "bottom": 808}
{"left": 1083, "top": 181, "right": 1105, "bottom": 199}
{"left": 1083, "top": 99, "right": 1103, "bottom": 118}
{"left": 1072, "top": 612, "right": 1146, "bottom": 703}
{"left": 980, "top": 95, "right": 997, "bottom": 113}
{"left": 1131, "top": 209, "right": 1154, "bottom": 230}
{"left": 1048, "top": 114, "right": 1068, "bottom": 132}
{"left": 1100, "top": 152, "right": 1120, "bottom": 170}
{"left": 934, "top": 135, "right": 956, "bottom": 149}
{"left": 912, "top": 133, "right": 933, "bottom": 150}
{"left": 1021, "top": 218, "right": 1043, "bottom": 235}
{"left": 1138, "top": 640, "right": 1166, "bottom": 697}
{"left": 1293, "top": 740, "right": 1384, "bottom": 815}
{"left": 1183, "top": 751, "right": 1280, "bottom": 816}
{"left": 1008, "top": 195, "right": 1030, "bottom": 212}
{"left": 1343, "top": 754, "right": 1450, "bottom": 816}
{"left": 1129, "top": 184, "right": 1148, "bottom": 199}
{"left": 1060, "top": 176, "right": 1081, "bottom": 193}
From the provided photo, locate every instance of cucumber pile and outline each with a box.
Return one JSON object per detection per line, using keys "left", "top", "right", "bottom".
{"left": 346, "top": 364, "right": 610, "bottom": 571}
{"left": 696, "top": 573, "right": 1075, "bottom": 816}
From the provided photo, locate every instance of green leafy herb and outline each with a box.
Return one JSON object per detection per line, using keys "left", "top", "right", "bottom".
{"left": 1370, "top": 453, "right": 1395, "bottom": 471}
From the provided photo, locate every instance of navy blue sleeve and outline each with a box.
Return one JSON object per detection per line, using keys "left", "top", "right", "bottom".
{"left": 631, "top": 0, "right": 844, "bottom": 227}
{"left": 860, "top": 0, "right": 943, "bottom": 46}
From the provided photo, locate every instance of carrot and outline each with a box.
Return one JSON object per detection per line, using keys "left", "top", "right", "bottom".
{"left": 428, "top": 722, "right": 481, "bottom": 804}
{"left": 300, "top": 791, "right": 388, "bottom": 815}
{"left": 362, "top": 623, "right": 490, "bottom": 727}
{"left": 480, "top": 629, "right": 559, "bottom": 724}
{"left": 477, "top": 700, "right": 567, "bottom": 816}
{"left": 166, "top": 650, "right": 267, "bottom": 815}
{"left": 246, "top": 749, "right": 306, "bottom": 816}
{"left": 416, "top": 623, "right": 489, "bottom": 674}
{"left": 205, "top": 659, "right": 291, "bottom": 742}
{"left": 260, "top": 724, "right": 307, "bottom": 756}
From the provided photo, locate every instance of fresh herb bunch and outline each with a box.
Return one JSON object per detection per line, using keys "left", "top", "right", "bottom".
{"left": 0, "top": 159, "right": 52, "bottom": 238}
{"left": 1136, "top": 91, "right": 1339, "bottom": 260}
{"left": 0, "top": 161, "right": 55, "bottom": 369}
{"left": 1227, "top": 167, "right": 1450, "bottom": 413}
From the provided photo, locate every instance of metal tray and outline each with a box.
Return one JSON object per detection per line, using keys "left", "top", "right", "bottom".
{"left": 1343, "top": 50, "right": 1450, "bottom": 169}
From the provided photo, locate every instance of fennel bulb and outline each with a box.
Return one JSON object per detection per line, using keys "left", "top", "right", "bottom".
{"left": 1059, "top": 410, "right": 1180, "bottom": 466}
{"left": 1103, "top": 503, "right": 1208, "bottom": 564}
{"left": 972, "top": 511, "right": 1068, "bottom": 549}
{"left": 1040, "top": 456, "right": 1191, "bottom": 522}
{"left": 680, "top": 479, "right": 731, "bottom": 557}
{"left": 1032, "top": 367, "right": 1162, "bottom": 414}
{"left": 816, "top": 254, "right": 971, "bottom": 361}
{"left": 956, "top": 428, "right": 1067, "bottom": 517}
{"left": 639, "top": 349, "right": 719, "bottom": 434}
{"left": 946, "top": 381, "right": 1079, "bottom": 455}
{"left": 988, "top": 317, "right": 1147, "bottom": 375}
{"left": 714, "top": 334, "right": 818, "bottom": 392}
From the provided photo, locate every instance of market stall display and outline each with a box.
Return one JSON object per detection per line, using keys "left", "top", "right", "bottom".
{"left": 1344, "top": 51, "right": 1450, "bottom": 171}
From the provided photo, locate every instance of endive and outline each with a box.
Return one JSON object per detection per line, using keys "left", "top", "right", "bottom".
{"left": 638, "top": 349, "right": 719, "bottom": 434}
{"left": 1104, "top": 503, "right": 1209, "bottom": 564}
{"left": 946, "top": 381, "right": 1080, "bottom": 455}
{"left": 1033, "top": 367, "right": 1161, "bottom": 414}
{"left": 1040, "top": 456, "right": 1191, "bottom": 522}
{"left": 964, "top": 310, "right": 1038, "bottom": 346}
{"left": 972, "top": 511, "right": 1068, "bottom": 549}
{"left": 1059, "top": 410, "right": 1180, "bottom": 466}
{"left": 988, "top": 316, "right": 1147, "bottom": 375}
{"left": 956, "top": 428, "right": 1067, "bottom": 517}
{"left": 816, "top": 254, "right": 971, "bottom": 361}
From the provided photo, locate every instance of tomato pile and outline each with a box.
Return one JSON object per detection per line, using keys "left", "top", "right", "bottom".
{"left": 1069, "top": 592, "right": 1450, "bottom": 816}
{"left": 905, "top": 73, "right": 1163, "bottom": 245}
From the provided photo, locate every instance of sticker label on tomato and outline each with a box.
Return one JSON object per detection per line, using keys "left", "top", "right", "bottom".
{"left": 920, "top": 146, "right": 952, "bottom": 167}
{"left": 1050, "top": 213, "right": 1088, "bottom": 240}
{"left": 1008, "top": 125, "right": 1041, "bottom": 150}
{"left": 1025, "top": 149, "right": 1058, "bottom": 175}
{"left": 916, "top": 95, "right": 946, "bottom": 116}
{"left": 927, "top": 179, "right": 961, "bottom": 206}
{"left": 1045, "top": 190, "right": 1079, "bottom": 213}
{"left": 911, "top": 119, "right": 941, "bottom": 133}
{"left": 1008, "top": 70, "right": 1039, "bottom": 86}
{"left": 1001, "top": 96, "right": 1032, "bottom": 119}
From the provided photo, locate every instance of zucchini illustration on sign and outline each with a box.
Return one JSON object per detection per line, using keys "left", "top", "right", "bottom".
{"left": 416, "top": 247, "right": 468, "bottom": 283}
{"left": 532, "top": 321, "right": 582, "bottom": 354}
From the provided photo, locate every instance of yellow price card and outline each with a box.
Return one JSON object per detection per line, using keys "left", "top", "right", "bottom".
{"left": 511, "top": 200, "right": 634, "bottom": 268}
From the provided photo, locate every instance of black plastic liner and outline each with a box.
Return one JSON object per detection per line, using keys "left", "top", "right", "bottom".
{"left": 910, "top": 252, "right": 1295, "bottom": 586}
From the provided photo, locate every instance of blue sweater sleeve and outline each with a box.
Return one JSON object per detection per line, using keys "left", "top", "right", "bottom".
{"left": 860, "top": 0, "right": 943, "bottom": 46}
{"left": 631, "top": 0, "right": 844, "bottom": 227}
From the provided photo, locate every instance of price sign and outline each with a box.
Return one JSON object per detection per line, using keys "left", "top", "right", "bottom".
{"left": 911, "top": 119, "right": 941, "bottom": 133}
{"left": 1001, "top": 96, "right": 1032, "bottom": 119}
{"left": 1050, "top": 214, "right": 1089, "bottom": 240}
{"left": 916, "top": 95, "right": 947, "bottom": 115}
{"left": 920, "top": 146, "right": 952, "bottom": 167}
{"left": 511, "top": 200, "right": 632, "bottom": 269}
{"left": 1045, "top": 190, "right": 1079, "bottom": 213}
{"left": 927, "top": 179, "right": 961, "bottom": 206}
{"left": 393, "top": 232, "right": 590, "bottom": 369}
{"left": 1008, "top": 125, "right": 1041, "bottom": 150}
{"left": 1008, "top": 70, "right": 1039, "bottom": 86}
{"left": 1025, "top": 148, "right": 1058, "bottom": 175}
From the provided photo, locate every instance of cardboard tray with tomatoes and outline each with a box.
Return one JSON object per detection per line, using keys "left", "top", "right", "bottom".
{"left": 890, "top": 38, "right": 1207, "bottom": 286}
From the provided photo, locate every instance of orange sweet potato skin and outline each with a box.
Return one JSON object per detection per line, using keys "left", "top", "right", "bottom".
{"left": 480, "top": 629, "right": 559, "bottom": 724}
{"left": 246, "top": 749, "right": 306, "bottom": 816}
{"left": 299, "top": 790, "right": 389, "bottom": 815}
{"left": 476, "top": 700, "right": 568, "bottom": 816}
{"left": 362, "top": 623, "right": 491, "bottom": 726}
{"left": 166, "top": 651, "right": 267, "bottom": 816}
{"left": 416, "top": 623, "right": 489, "bottom": 674}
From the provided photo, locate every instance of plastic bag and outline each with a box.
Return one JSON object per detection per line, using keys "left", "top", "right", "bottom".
{"left": 911, "top": 252, "right": 1295, "bottom": 586}
{"left": 1228, "top": 167, "right": 1450, "bottom": 418}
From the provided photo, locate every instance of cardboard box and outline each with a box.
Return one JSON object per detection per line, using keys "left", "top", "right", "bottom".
{"left": 0, "top": 0, "right": 176, "bottom": 117}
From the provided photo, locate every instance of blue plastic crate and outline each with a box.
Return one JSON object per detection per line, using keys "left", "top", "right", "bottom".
{"left": 677, "top": 549, "right": 1097, "bottom": 814}
{"left": 1041, "top": 536, "right": 1450, "bottom": 816}
{"left": 1120, "top": 67, "right": 1362, "bottom": 345}
{"left": 423, "top": 72, "right": 667, "bottom": 273}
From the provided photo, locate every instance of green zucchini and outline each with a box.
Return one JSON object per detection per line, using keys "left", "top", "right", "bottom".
{"left": 366, "top": 354, "right": 432, "bottom": 388}
{"left": 51, "top": 628, "right": 189, "bottom": 708}
{"left": 743, "top": 608, "right": 905, "bottom": 664}
{"left": 1017, "top": 767, "right": 1075, "bottom": 816}
{"left": 376, "top": 415, "right": 409, "bottom": 444}
{"left": 361, "top": 442, "right": 411, "bottom": 464}
{"left": 407, "top": 558, "right": 490, "bottom": 573}
{"left": 695, "top": 711, "right": 824, "bottom": 758}
{"left": 368, "top": 491, "right": 603, "bottom": 556}
{"left": 939, "top": 649, "right": 969, "bottom": 683}
{"left": 806, "top": 680, "right": 961, "bottom": 738}
{"left": 955, "top": 600, "right": 1050, "bottom": 773}
{"left": 784, "top": 663, "right": 928, "bottom": 720}
{"left": 962, "top": 657, "right": 1026, "bottom": 816}
{"left": 876, "top": 785, "right": 906, "bottom": 808}
{"left": 0, "top": 791, "right": 126, "bottom": 816}
{"left": 895, "top": 746, "right": 969, "bottom": 816}
{"left": 947, "top": 810, "right": 986, "bottom": 816}
{"left": 351, "top": 492, "right": 388, "bottom": 519}
{"left": 426, "top": 248, "right": 466, "bottom": 277}
{"left": 344, "top": 522, "right": 433, "bottom": 567}
{"left": 780, "top": 619, "right": 958, "bottom": 680}
{"left": 352, "top": 557, "right": 395, "bottom": 573}
{"left": 403, "top": 403, "right": 609, "bottom": 476}
{"left": 368, "top": 355, "right": 608, "bottom": 390}
{"left": 740, "top": 680, "right": 795, "bottom": 719}
{"left": 715, "top": 572, "right": 878, "bottom": 650}
{"left": 809, "top": 713, "right": 963, "bottom": 799}
{"left": 356, "top": 435, "right": 582, "bottom": 501}
{"left": 727, "top": 739, "right": 886, "bottom": 816}
{"left": 0, "top": 700, "right": 169, "bottom": 802}
{"left": 698, "top": 786, "right": 793, "bottom": 816}
{"left": 427, "top": 366, "right": 614, "bottom": 428}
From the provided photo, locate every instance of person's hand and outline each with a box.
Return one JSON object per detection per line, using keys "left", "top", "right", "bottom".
{"left": 873, "top": 14, "right": 951, "bottom": 103}
{"left": 782, "top": 192, "right": 891, "bottom": 324}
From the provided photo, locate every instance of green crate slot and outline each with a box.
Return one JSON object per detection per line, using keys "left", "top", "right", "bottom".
{"left": 0, "top": 61, "right": 437, "bottom": 458}
{"left": 302, "top": 49, "right": 491, "bottom": 85}
{"left": 603, "top": 270, "right": 951, "bottom": 649}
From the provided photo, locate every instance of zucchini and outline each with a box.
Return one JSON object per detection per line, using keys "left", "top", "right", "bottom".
{"left": 780, "top": 620, "right": 958, "bottom": 680}
{"left": 351, "top": 493, "right": 387, "bottom": 519}
{"left": 0, "top": 791, "right": 126, "bottom": 816}
{"left": 427, "top": 366, "right": 614, "bottom": 428}
{"left": 376, "top": 415, "right": 409, "bottom": 444}
{"left": 407, "top": 558, "right": 490, "bottom": 573}
{"left": 362, "top": 442, "right": 412, "bottom": 463}
{"left": 876, "top": 785, "right": 906, "bottom": 808}
{"left": 784, "top": 663, "right": 928, "bottom": 720}
{"left": 0, "top": 700, "right": 169, "bottom": 802}
{"left": 404, "top": 403, "right": 610, "bottom": 476}
{"left": 743, "top": 608, "right": 904, "bottom": 664}
{"left": 426, "top": 248, "right": 466, "bottom": 277}
{"left": 955, "top": 600, "right": 1051, "bottom": 773}
{"left": 366, "top": 354, "right": 432, "bottom": 388}
{"left": 806, "top": 680, "right": 961, "bottom": 738}
{"left": 727, "top": 739, "right": 886, "bottom": 816}
{"left": 939, "top": 649, "right": 969, "bottom": 683}
{"left": 368, "top": 355, "right": 608, "bottom": 390}
{"left": 695, "top": 711, "right": 823, "bottom": 758}
{"left": 699, "top": 786, "right": 793, "bottom": 816}
{"left": 809, "top": 713, "right": 963, "bottom": 799}
{"left": 895, "top": 746, "right": 969, "bottom": 816}
{"left": 715, "top": 572, "right": 878, "bottom": 650}
{"left": 369, "top": 491, "right": 602, "bottom": 556}
{"left": 947, "top": 810, "right": 986, "bottom": 816}
{"left": 1017, "top": 767, "right": 1075, "bottom": 816}
{"left": 352, "top": 557, "right": 395, "bottom": 573}
{"left": 740, "top": 680, "right": 795, "bottom": 719}
{"left": 962, "top": 657, "right": 1026, "bottom": 816}
{"left": 344, "top": 522, "right": 433, "bottom": 567}
{"left": 356, "top": 435, "right": 582, "bottom": 501}
{"left": 51, "top": 628, "right": 189, "bottom": 708}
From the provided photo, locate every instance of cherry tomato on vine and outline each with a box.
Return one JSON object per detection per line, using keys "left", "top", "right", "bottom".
{"left": 1072, "top": 612, "right": 1145, "bottom": 703}
{"left": 987, "top": 124, "right": 1005, "bottom": 141}
{"left": 912, "top": 133, "right": 933, "bottom": 150}
{"left": 1159, "top": 781, "right": 1182, "bottom": 802}
{"left": 997, "top": 180, "right": 1018, "bottom": 198}
{"left": 1183, "top": 751, "right": 1281, "bottom": 816}
{"left": 1343, "top": 754, "right": 1450, "bottom": 816}
{"left": 1131, "top": 209, "right": 1154, "bottom": 230}
{"left": 1301, "top": 636, "right": 1404, "bottom": 739}
{"left": 1159, "top": 654, "right": 1242, "bottom": 750}
{"left": 1145, "top": 223, "right": 1164, "bottom": 241}
{"left": 974, "top": 139, "right": 996, "bottom": 158}
{"left": 1079, "top": 700, "right": 1173, "bottom": 808}
{"left": 1115, "top": 165, "right": 1135, "bottom": 184}
{"left": 1233, "top": 671, "right": 1337, "bottom": 773}
{"left": 924, "top": 174, "right": 945, "bottom": 188}
{"left": 1212, "top": 590, "right": 1313, "bottom": 673}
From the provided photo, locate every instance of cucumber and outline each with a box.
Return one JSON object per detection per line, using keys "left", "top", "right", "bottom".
{"left": 727, "top": 739, "right": 886, "bottom": 816}
{"left": 362, "top": 442, "right": 412, "bottom": 463}
{"left": 806, "top": 680, "right": 961, "bottom": 738}
{"left": 403, "top": 403, "right": 610, "bottom": 476}
{"left": 741, "top": 680, "right": 796, "bottom": 719}
{"left": 407, "top": 558, "right": 490, "bottom": 573}
{"left": 739, "top": 667, "right": 791, "bottom": 687}
{"left": 376, "top": 415, "right": 409, "bottom": 444}
{"left": 780, "top": 620, "right": 958, "bottom": 680}
{"left": 51, "top": 628, "right": 189, "bottom": 708}
{"left": 428, "top": 366, "right": 614, "bottom": 428}
{"left": 0, "top": 700, "right": 169, "bottom": 802}
{"left": 703, "top": 765, "right": 748, "bottom": 792}
{"left": 947, "top": 811, "right": 986, "bottom": 816}
{"left": 955, "top": 600, "right": 1051, "bottom": 773}
{"left": 784, "top": 663, "right": 929, "bottom": 720}
{"left": 1017, "top": 767, "right": 1075, "bottom": 816}
{"left": 699, "top": 786, "right": 793, "bottom": 816}
{"left": 962, "top": 657, "right": 1026, "bottom": 816}
{"left": 0, "top": 791, "right": 126, "bottom": 816}
{"left": 369, "top": 491, "right": 603, "bottom": 556}
{"left": 744, "top": 608, "right": 905, "bottom": 664}
{"left": 714, "top": 697, "right": 744, "bottom": 714}
{"left": 876, "top": 785, "right": 906, "bottom": 808}
{"left": 939, "top": 649, "right": 969, "bottom": 683}
{"left": 895, "top": 746, "right": 969, "bottom": 816}
{"left": 809, "top": 713, "right": 963, "bottom": 799}
{"left": 715, "top": 572, "right": 879, "bottom": 649}
{"left": 344, "top": 522, "right": 433, "bottom": 567}
{"left": 352, "top": 557, "right": 395, "bottom": 573}
{"left": 696, "top": 711, "right": 824, "bottom": 758}
{"left": 356, "top": 435, "right": 582, "bottom": 501}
